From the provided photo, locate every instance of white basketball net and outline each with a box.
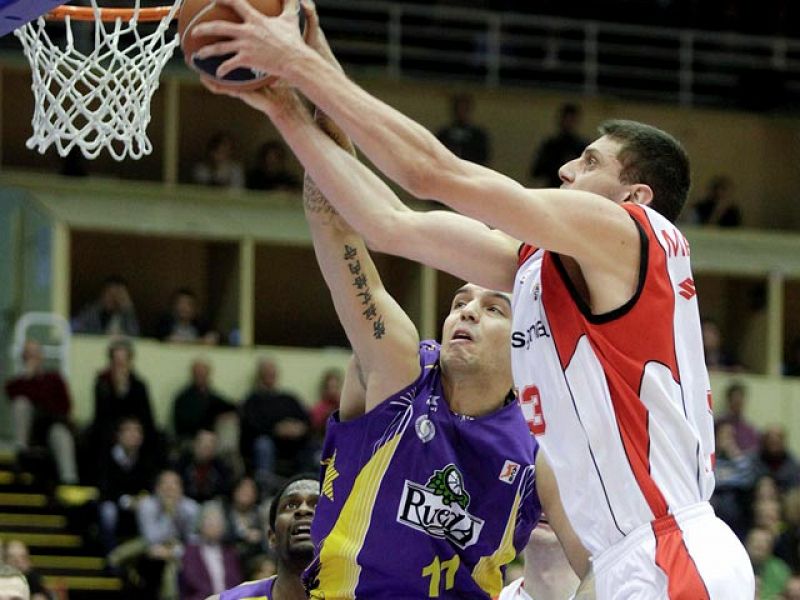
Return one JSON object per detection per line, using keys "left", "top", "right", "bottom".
{"left": 15, "top": 1, "right": 182, "bottom": 161}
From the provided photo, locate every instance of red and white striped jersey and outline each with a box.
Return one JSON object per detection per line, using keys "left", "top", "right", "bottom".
{"left": 511, "top": 203, "right": 715, "bottom": 556}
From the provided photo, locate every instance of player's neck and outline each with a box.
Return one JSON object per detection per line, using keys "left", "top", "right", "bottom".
{"left": 442, "top": 372, "right": 507, "bottom": 417}
{"left": 272, "top": 567, "right": 307, "bottom": 600}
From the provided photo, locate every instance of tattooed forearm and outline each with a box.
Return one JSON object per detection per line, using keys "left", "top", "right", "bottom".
{"left": 344, "top": 244, "right": 386, "bottom": 340}
{"left": 315, "top": 110, "right": 356, "bottom": 157}
{"left": 303, "top": 172, "right": 337, "bottom": 216}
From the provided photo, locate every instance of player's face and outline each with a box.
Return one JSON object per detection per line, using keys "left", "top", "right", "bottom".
{"left": 270, "top": 480, "right": 319, "bottom": 565}
{"left": 440, "top": 284, "right": 512, "bottom": 371}
{"left": 558, "top": 136, "right": 631, "bottom": 203}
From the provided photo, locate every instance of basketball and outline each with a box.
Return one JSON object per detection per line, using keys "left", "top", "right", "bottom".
{"left": 178, "top": 0, "right": 283, "bottom": 91}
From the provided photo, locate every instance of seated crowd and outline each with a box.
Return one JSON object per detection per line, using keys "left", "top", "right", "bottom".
{"left": 3, "top": 334, "right": 342, "bottom": 600}
{"left": 3, "top": 280, "right": 800, "bottom": 599}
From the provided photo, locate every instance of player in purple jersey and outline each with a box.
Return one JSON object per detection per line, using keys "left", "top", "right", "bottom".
{"left": 207, "top": 474, "right": 319, "bottom": 600}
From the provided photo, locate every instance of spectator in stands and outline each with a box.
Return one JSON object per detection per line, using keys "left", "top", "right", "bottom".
{"left": 176, "top": 430, "right": 233, "bottom": 504}
{"left": 711, "top": 421, "right": 757, "bottom": 540}
{"left": 716, "top": 382, "right": 760, "bottom": 453}
{"left": 756, "top": 426, "right": 800, "bottom": 492}
{"left": 239, "top": 358, "right": 313, "bottom": 491}
{"left": 3, "top": 540, "right": 52, "bottom": 600}
{"left": 5, "top": 340, "right": 79, "bottom": 485}
{"left": 97, "top": 417, "right": 157, "bottom": 553}
{"left": 244, "top": 553, "right": 276, "bottom": 581}
{"left": 775, "top": 488, "right": 800, "bottom": 573}
{"left": 72, "top": 275, "right": 140, "bottom": 337}
{"left": 436, "top": 93, "right": 491, "bottom": 166}
{"left": 755, "top": 475, "right": 782, "bottom": 503}
{"left": 529, "top": 103, "right": 588, "bottom": 188}
{"left": 246, "top": 140, "right": 301, "bottom": 191}
{"left": 686, "top": 175, "right": 742, "bottom": 227}
{"left": 0, "top": 564, "right": 29, "bottom": 600}
{"left": 224, "top": 477, "right": 265, "bottom": 562}
{"left": 172, "top": 358, "right": 237, "bottom": 451}
{"left": 701, "top": 316, "right": 741, "bottom": 371}
{"left": 136, "top": 469, "right": 200, "bottom": 598}
{"left": 179, "top": 502, "right": 242, "bottom": 600}
{"left": 192, "top": 132, "right": 245, "bottom": 189}
{"left": 309, "top": 368, "right": 342, "bottom": 438}
{"left": 90, "top": 338, "right": 157, "bottom": 456}
{"left": 746, "top": 527, "right": 791, "bottom": 600}
{"left": 754, "top": 498, "right": 784, "bottom": 538}
{"left": 156, "top": 288, "right": 219, "bottom": 345}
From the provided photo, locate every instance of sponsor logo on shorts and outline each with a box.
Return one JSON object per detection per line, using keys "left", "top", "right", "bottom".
{"left": 397, "top": 464, "right": 484, "bottom": 549}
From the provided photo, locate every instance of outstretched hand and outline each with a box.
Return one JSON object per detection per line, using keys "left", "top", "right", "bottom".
{"left": 192, "top": 0, "right": 310, "bottom": 82}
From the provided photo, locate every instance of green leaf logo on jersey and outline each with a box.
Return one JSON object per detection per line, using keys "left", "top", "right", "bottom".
{"left": 427, "top": 465, "right": 470, "bottom": 510}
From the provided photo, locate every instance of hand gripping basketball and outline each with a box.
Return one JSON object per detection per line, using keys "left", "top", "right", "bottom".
{"left": 189, "top": 0, "right": 309, "bottom": 87}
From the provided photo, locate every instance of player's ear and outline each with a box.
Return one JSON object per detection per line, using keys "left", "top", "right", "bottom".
{"left": 628, "top": 184, "right": 654, "bottom": 206}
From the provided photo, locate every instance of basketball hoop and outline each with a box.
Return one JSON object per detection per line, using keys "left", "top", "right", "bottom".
{"left": 14, "top": 0, "right": 183, "bottom": 161}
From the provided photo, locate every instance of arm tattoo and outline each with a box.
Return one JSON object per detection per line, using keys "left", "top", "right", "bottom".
{"left": 303, "top": 172, "right": 337, "bottom": 218}
{"left": 344, "top": 244, "right": 387, "bottom": 339}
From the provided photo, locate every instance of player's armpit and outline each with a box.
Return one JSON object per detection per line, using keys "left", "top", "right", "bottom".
{"left": 338, "top": 355, "right": 367, "bottom": 421}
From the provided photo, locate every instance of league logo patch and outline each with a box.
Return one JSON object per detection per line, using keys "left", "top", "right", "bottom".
{"left": 397, "top": 464, "right": 484, "bottom": 549}
{"left": 498, "top": 460, "right": 520, "bottom": 484}
{"left": 415, "top": 415, "right": 436, "bottom": 443}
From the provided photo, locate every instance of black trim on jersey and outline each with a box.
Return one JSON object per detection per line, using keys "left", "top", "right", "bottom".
{"left": 550, "top": 217, "right": 649, "bottom": 325}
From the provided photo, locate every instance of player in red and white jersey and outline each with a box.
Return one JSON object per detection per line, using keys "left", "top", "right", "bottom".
{"left": 192, "top": 4, "right": 754, "bottom": 596}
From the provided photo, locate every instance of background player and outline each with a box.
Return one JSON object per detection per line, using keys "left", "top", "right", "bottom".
{"left": 192, "top": 0, "right": 753, "bottom": 596}
{"left": 208, "top": 474, "right": 319, "bottom": 600}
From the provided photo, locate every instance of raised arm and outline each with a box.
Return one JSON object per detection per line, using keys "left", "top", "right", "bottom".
{"left": 193, "top": 0, "right": 640, "bottom": 291}
{"left": 197, "top": 2, "right": 519, "bottom": 291}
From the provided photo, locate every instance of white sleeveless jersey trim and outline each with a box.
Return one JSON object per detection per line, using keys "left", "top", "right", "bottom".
{"left": 511, "top": 204, "right": 715, "bottom": 556}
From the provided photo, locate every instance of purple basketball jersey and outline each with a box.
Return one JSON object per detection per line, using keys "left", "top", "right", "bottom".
{"left": 305, "top": 341, "right": 540, "bottom": 599}
{"left": 220, "top": 576, "right": 276, "bottom": 599}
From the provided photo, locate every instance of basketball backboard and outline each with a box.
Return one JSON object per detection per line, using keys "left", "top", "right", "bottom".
{"left": 0, "top": 0, "right": 65, "bottom": 37}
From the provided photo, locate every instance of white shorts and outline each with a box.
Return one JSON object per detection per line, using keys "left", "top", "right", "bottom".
{"left": 592, "top": 502, "right": 754, "bottom": 600}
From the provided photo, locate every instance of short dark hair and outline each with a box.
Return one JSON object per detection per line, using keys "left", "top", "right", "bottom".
{"left": 598, "top": 120, "right": 691, "bottom": 222}
{"left": 107, "top": 337, "right": 134, "bottom": 361}
{"left": 268, "top": 473, "right": 319, "bottom": 532}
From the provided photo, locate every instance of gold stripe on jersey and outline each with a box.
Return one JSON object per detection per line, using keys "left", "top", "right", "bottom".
{"left": 314, "top": 430, "right": 405, "bottom": 598}
{"left": 471, "top": 488, "right": 523, "bottom": 596}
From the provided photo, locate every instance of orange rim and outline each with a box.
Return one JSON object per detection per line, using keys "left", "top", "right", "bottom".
{"left": 46, "top": 4, "right": 177, "bottom": 22}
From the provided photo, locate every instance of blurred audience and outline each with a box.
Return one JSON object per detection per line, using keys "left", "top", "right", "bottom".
{"left": 3, "top": 540, "right": 52, "bottom": 600}
{"left": 747, "top": 526, "right": 791, "bottom": 600}
{"left": 784, "top": 576, "right": 800, "bottom": 600}
{"left": 192, "top": 132, "right": 245, "bottom": 189}
{"left": 179, "top": 502, "right": 242, "bottom": 600}
{"left": 309, "top": 368, "right": 343, "bottom": 439}
{"left": 136, "top": 470, "right": 199, "bottom": 598}
{"left": 0, "top": 564, "right": 30, "bottom": 600}
{"left": 775, "top": 488, "right": 800, "bottom": 573}
{"left": 685, "top": 175, "right": 742, "bottom": 227}
{"left": 72, "top": 275, "right": 140, "bottom": 337}
{"left": 246, "top": 141, "right": 301, "bottom": 191}
{"left": 239, "top": 358, "right": 314, "bottom": 491}
{"left": 756, "top": 426, "right": 800, "bottom": 492}
{"left": 90, "top": 338, "right": 157, "bottom": 457}
{"left": 176, "top": 430, "right": 233, "bottom": 504}
{"left": 702, "top": 317, "right": 741, "bottom": 371}
{"left": 716, "top": 382, "right": 760, "bottom": 453}
{"left": 436, "top": 93, "right": 491, "bottom": 166}
{"left": 711, "top": 421, "right": 757, "bottom": 540}
{"left": 156, "top": 288, "right": 219, "bottom": 345}
{"left": 224, "top": 477, "right": 266, "bottom": 563}
{"left": 97, "top": 417, "right": 158, "bottom": 553}
{"left": 172, "top": 358, "right": 237, "bottom": 451}
{"left": 529, "top": 103, "right": 587, "bottom": 188}
{"left": 4, "top": 340, "right": 78, "bottom": 484}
